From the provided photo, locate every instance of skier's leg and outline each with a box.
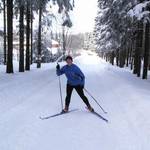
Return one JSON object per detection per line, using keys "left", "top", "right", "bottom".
{"left": 64, "top": 84, "right": 73, "bottom": 111}
{"left": 75, "top": 85, "right": 94, "bottom": 111}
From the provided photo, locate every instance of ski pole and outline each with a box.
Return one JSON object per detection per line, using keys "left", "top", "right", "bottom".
{"left": 84, "top": 88, "right": 107, "bottom": 114}
{"left": 58, "top": 76, "right": 63, "bottom": 110}
{"left": 57, "top": 62, "right": 63, "bottom": 110}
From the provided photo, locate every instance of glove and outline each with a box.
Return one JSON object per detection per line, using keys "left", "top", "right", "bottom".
{"left": 56, "top": 64, "right": 60, "bottom": 70}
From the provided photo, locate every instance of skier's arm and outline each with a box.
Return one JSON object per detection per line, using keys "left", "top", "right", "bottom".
{"left": 56, "top": 65, "right": 66, "bottom": 76}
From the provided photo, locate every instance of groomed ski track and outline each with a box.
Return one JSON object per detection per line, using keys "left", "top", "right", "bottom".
{"left": 0, "top": 50, "right": 150, "bottom": 150}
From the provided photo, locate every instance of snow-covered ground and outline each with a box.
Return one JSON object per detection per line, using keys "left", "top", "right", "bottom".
{"left": 0, "top": 51, "right": 150, "bottom": 150}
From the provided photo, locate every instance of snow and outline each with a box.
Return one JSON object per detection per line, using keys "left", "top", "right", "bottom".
{"left": 128, "top": 1, "right": 150, "bottom": 20}
{"left": 0, "top": 50, "right": 150, "bottom": 150}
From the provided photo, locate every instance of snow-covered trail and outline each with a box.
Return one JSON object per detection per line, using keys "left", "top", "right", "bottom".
{"left": 0, "top": 51, "right": 150, "bottom": 150}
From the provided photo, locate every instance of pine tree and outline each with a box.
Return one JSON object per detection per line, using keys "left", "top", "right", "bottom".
{"left": 6, "top": 0, "right": 13, "bottom": 73}
{"left": 19, "top": 1, "right": 25, "bottom": 72}
{"left": 25, "top": 0, "right": 31, "bottom": 70}
{"left": 3, "top": 0, "right": 7, "bottom": 65}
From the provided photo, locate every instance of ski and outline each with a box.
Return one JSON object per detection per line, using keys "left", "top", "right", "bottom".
{"left": 39, "top": 109, "right": 78, "bottom": 120}
{"left": 85, "top": 107, "right": 108, "bottom": 123}
{"left": 91, "top": 111, "right": 108, "bottom": 123}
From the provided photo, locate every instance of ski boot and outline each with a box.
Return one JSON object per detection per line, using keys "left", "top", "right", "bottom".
{"left": 87, "top": 105, "right": 94, "bottom": 112}
{"left": 62, "top": 106, "right": 69, "bottom": 113}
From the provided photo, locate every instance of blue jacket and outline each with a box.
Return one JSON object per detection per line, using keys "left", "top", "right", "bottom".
{"left": 56, "top": 64, "right": 85, "bottom": 86}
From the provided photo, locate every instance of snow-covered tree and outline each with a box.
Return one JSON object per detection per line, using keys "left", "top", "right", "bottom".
{"left": 128, "top": 1, "right": 150, "bottom": 78}
{"left": 95, "top": 0, "right": 150, "bottom": 79}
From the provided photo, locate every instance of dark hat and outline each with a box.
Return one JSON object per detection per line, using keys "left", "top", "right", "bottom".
{"left": 65, "top": 55, "right": 73, "bottom": 61}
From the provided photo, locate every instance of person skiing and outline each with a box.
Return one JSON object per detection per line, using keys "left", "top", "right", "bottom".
{"left": 56, "top": 55, "right": 94, "bottom": 113}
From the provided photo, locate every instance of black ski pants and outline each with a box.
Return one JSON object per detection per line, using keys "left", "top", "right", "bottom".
{"left": 65, "top": 84, "right": 91, "bottom": 108}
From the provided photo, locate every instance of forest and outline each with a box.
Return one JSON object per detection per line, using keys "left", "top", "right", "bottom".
{"left": 94, "top": 0, "right": 150, "bottom": 79}
{"left": 0, "top": 0, "right": 74, "bottom": 73}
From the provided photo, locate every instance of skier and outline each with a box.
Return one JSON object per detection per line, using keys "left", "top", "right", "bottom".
{"left": 56, "top": 55, "right": 94, "bottom": 113}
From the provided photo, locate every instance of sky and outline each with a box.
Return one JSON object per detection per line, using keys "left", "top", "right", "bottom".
{"left": 71, "top": 0, "right": 98, "bottom": 34}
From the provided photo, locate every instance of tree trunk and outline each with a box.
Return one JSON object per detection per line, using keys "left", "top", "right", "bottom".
{"left": 62, "top": 27, "right": 66, "bottom": 55}
{"left": 25, "top": 2, "right": 30, "bottom": 71}
{"left": 110, "top": 51, "right": 115, "bottom": 65}
{"left": 130, "top": 45, "right": 133, "bottom": 70}
{"left": 30, "top": 5, "right": 33, "bottom": 64}
{"left": 126, "top": 46, "right": 130, "bottom": 67}
{"left": 3, "top": 0, "right": 7, "bottom": 65}
{"left": 129, "top": 42, "right": 132, "bottom": 64}
{"left": 6, "top": 0, "right": 13, "bottom": 73}
{"left": 19, "top": 4, "right": 24, "bottom": 72}
{"left": 137, "top": 22, "right": 143, "bottom": 77}
{"left": 130, "top": 38, "right": 136, "bottom": 70}
{"left": 119, "top": 50, "right": 125, "bottom": 68}
{"left": 116, "top": 49, "right": 119, "bottom": 66}
{"left": 37, "top": 6, "right": 42, "bottom": 68}
{"left": 133, "top": 21, "right": 143, "bottom": 77}
{"left": 133, "top": 48, "right": 138, "bottom": 74}
{"left": 142, "top": 22, "right": 150, "bottom": 79}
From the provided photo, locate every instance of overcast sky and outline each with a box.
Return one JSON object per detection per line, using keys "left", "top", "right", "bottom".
{"left": 71, "top": 0, "right": 98, "bottom": 34}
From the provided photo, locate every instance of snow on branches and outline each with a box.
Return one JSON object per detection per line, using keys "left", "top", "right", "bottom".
{"left": 128, "top": 1, "right": 150, "bottom": 21}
